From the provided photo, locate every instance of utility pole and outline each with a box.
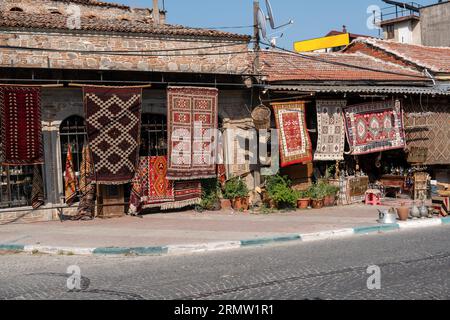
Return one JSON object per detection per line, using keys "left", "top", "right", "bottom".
{"left": 253, "top": 0, "right": 260, "bottom": 76}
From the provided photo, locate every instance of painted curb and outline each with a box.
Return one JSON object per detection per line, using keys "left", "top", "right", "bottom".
{"left": 1, "top": 217, "right": 449, "bottom": 256}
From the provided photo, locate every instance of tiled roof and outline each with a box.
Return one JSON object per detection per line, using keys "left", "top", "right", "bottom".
{"left": 0, "top": 11, "right": 251, "bottom": 41}
{"left": 46, "top": 0, "right": 130, "bottom": 10}
{"left": 326, "top": 30, "right": 373, "bottom": 39}
{"left": 260, "top": 50, "right": 428, "bottom": 82}
{"left": 346, "top": 38, "right": 450, "bottom": 73}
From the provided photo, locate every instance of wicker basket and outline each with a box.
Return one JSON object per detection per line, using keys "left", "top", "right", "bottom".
{"left": 251, "top": 105, "right": 271, "bottom": 130}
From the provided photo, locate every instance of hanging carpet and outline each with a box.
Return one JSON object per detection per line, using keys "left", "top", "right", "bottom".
{"left": 272, "top": 101, "right": 313, "bottom": 168}
{"left": 160, "top": 180, "right": 202, "bottom": 211}
{"left": 0, "top": 86, "right": 43, "bottom": 165}
{"left": 343, "top": 100, "right": 406, "bottom": 155}
{"left": 31, "top": 165, "right": 45, "bottom": 209}
{"left": 77, "top": 144, "right": 96, "bottom": 219}
{"left": 314, "top": 100, "right": 347, "bottom": 161}
{"left": 167, "top": 87, "right": 218, "bottom": 180}
{"left": 64, "top": 144, "right": 77, "bottom": 206}
{"left": 84, "top": 86, "right": 142, "bottom": 185}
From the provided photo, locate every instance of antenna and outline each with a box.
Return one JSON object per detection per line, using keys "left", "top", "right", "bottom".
{"left": 265, "top": 0, "right": 294, "bottom": 30}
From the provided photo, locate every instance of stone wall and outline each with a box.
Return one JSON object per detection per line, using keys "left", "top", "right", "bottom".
{"left": 0, "top": 0, "right": 163, "bottom": 23}
{"left": 0, "top": 31, "right": 251, "bottom": 74}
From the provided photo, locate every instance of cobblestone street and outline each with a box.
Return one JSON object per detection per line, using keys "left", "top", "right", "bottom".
{"left": 1, "top": 225, "right": 450, "bottom": 300}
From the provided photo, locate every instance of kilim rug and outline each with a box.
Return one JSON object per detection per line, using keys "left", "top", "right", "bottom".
{"left": 272, "top": 101, "right": 313, "bottom": 168}
{"left": 343, "top": 100, "right": 406, "bottom": 155}
{"left": 84, "top": 86, "right": 142, "bottom": 185}
{"left": 128, "top": 157, "right": 146, "bottom": 215}
{"left": 64, "top": 144, "right": 77, "bottom": 206}
{"left": 432, "top": 196, "right": 449, "bottom": 217}
{"left": 31, "top": 165, "right": 45, "bottom": 209}
{"left": 143, "top": 156, "right": 175, "bottom": 208}
{"left": 161, "top": 180, "right": 201, "bottom": 210}
{"left": 167, "top": 87, "right": 218, "bottom": 180}
{"left": 0, "top": 87, "right": 43, "bottom": 165}
{"left": 77, "top": 144, "right": 96, "bottom": 219}
{"left": 315, "top": 100, "right": 347, "bottom": 161}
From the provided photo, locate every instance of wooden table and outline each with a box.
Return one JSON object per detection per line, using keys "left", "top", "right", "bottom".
{"left": 380, "top": 175, "right": 405, "bottom": 198}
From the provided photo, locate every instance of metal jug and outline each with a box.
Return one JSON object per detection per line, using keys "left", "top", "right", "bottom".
{"left": 378, "top": 208, "right": 397, "bottom": 224}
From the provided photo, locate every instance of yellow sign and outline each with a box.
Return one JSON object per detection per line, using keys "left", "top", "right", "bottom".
{"left": 294, "top": 33, "right": 350, "bottom": 52}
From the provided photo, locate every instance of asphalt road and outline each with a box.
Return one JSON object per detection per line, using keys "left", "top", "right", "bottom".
{"left": 1, "top": 225, "right": 450, "bottom": 300}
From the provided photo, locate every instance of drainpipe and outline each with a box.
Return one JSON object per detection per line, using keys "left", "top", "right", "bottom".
{"left": 424, "top": 68, "right": 436, "bottom": 86}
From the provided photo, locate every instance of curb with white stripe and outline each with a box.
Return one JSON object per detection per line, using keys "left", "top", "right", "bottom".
{"left": 1, "top": 217, "right": 449, "bottom": 257}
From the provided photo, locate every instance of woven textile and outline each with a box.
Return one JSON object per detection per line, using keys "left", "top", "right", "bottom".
{"left": 272, "top": 101, "right": 312, "bottom": 168}
{"left": 315, "top": 100, "right": 347, "bottom": 161}
{"left": 31, "top": 165, "right": 44, "bottom": 209}
{"left": 64, "top": 144, "right": 77, "bottom": 206}
{"left": 0, "top": 87, "right": 43, "bottom": 165}
{"left": 77, "top": 144, "right": 95, "bottom": 219}
{"left": 143, "top": 156, "right": 175, "bottom": 207}
{"left": 403, "top": 99, "right": 450, "bottom": 165}
{"left": 343, "top": 100, "right": 406, "bottom": 155}
{"left": 128, "top": 157, "right": 146, "bottom": 215}
{"left": 432, "top": 196, "right": 449, "bottom": 217}
{"left": 161, "top": 180, "right": 201, "bottom": 210}
{"left": 167, "top": 87, "right": 218, "bottom": 180}
{"left": 84, "top": 86, "right": 142, "bottom": 184}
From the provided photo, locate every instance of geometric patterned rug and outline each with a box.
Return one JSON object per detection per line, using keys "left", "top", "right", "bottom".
{"left": 84, "top": 86, "right": 142, "bottom": 185}
{"left": 403, "top": 99, "right": 450, "bottom": 165}
{"left": 143, "top": 156, "right": 175, "bottom": 208}
{"left": 315, "top": 100, "right": 347, "bottom": 161}
{"left": 167, "top": 86, "right": 218, "bottom": 180}
{"left": 0, "top": 86, "right": 43, "bottom": 165}
{"left": 343, "top": 100, "right": 406, "bottom": 156}
{"left": 272, "top": 101, "right": 313, "bottom": 167}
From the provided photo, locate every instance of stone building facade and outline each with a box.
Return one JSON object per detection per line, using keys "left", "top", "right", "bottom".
{"left": 0, "top": 0, "right": 255, "bottom": 223}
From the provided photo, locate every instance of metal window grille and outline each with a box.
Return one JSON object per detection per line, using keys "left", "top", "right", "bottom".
{"left": 140, "top": 114, "right": 168, "bottom": 157}
{"left": 0, "top": 164, "right": 38, "bottom": 208}
{"left": 59, "top": 115, "right": 87, "bottom": 203}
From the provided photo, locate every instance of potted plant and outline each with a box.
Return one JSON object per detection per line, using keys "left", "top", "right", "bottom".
{"left": 266, "top": 175, "right": 298, "bottom": 210}
{"left": 224, "top": 178, "right": 249, "bottom": 211}
{"left": 309, "top": 183, "right": 326, "bottom": 209}
{"left": 297, "top": 190, "right": 311, "bottom": 209}
{"left": 200, "top": 179, "right": 221, "bottom": 211}
{"left": 324, "top": 184, "right": 339, "bottom": 207}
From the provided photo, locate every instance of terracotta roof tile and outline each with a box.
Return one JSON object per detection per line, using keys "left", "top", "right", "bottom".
{"left": 0, "top": 11, "right": 251, "bottom": 41}
{"left": 347, "top": 38, "right": 450, "bottom": 73}
{"left": 45, "top": 0, "right": 131, "bottom": 10}
{"left": 261, "top": 50, "right": 428, "bottom": 82}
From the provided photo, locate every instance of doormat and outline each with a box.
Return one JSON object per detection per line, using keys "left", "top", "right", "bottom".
{"left": 314, "top": 100, "right": 347, "bottom": 161}
{"left": 343, "top": 100, "right": 406, "bottom": 155}
{"left": 272, "top": 101, "right": 312, "bottom": 168}
{"left": 167, "top": 87, "right": 218, "bottom": 180}
{"left": 84, "top": 86, "right": 142, "bottom": 184}
{"left": 0, "top": 87, "right": 43, "bottom": 165}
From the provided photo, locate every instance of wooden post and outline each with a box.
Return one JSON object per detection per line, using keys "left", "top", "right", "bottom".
{"left": 153, "top": 0, "right": 160, "bottom": 26}
{"left": 253, "top": 0, "right": 260, "bottom": 76}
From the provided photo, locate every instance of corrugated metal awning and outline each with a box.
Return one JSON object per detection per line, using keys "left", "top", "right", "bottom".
{"left": 268, "top": 85, "right": 450, "bottom": 95}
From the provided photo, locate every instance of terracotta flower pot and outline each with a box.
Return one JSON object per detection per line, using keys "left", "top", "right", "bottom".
{"left": 324, "top": 195, "right": 336, "bottom": 207}
{"left": 240, "top": 197, "right": 250, "bottom": 211}
{"left": 220, "top": 199, "right": 232, "bottom": 210}
{"left": 297, "top": 198, "right": 310, "bottom": 209}
{"left": 397, "top": 205, "right": 410, "bottom": 221}
{"left": 232, "top": 197, "right": 243, "bottom": 210}
{"left": 311, "top": 198, "right": 324, "bottom": 209}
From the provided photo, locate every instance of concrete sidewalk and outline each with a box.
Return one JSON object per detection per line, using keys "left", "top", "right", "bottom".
{"left": 0, "top": 204, "right": 448, "bottom": 256}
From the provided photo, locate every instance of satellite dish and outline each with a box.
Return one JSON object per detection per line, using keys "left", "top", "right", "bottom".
{"left": 265, "top": 0, "right": 276, "bottom": 29}
{"left": 257, "top": 8, "right": 267, "bottom": 40}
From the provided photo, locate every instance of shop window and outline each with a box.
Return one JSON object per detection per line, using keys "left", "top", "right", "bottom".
{"left": 0, "top": 164, "right": 39, "bottom": 209}
{"left": 60, "top": 115, "right": 87, "bottom": 203}
{"left": 140, "top": 114, "right": 168, "bottom": 157}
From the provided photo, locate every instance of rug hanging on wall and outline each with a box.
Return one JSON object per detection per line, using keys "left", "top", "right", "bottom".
{"left": 167, "top": 87, "right": 218, "bottom": 180}
{"left": 64, "top": 144, "right": 77, "bottom": 206}
{"left": 314, "top": 100, "right": 347, "bottom": 161}
{"left": 84, "top": 86, "right": 142, "bottom": 185}
{"left": 31, "top": 165, "right": 45, "bottom": 210}
{"left": 0, "top": 86, "right": 43, "bottom": 165}
{"left": 272, "top": 101, "right": 313, "bottom": 168}
{"left": 77, "top": 144, "right": 96, "bottom": 219}
{"left": 161, "top": 180, "right": 202, "bottom": 211}
{"left": 343, "top": 100, "right": 406, "bottom": 155}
